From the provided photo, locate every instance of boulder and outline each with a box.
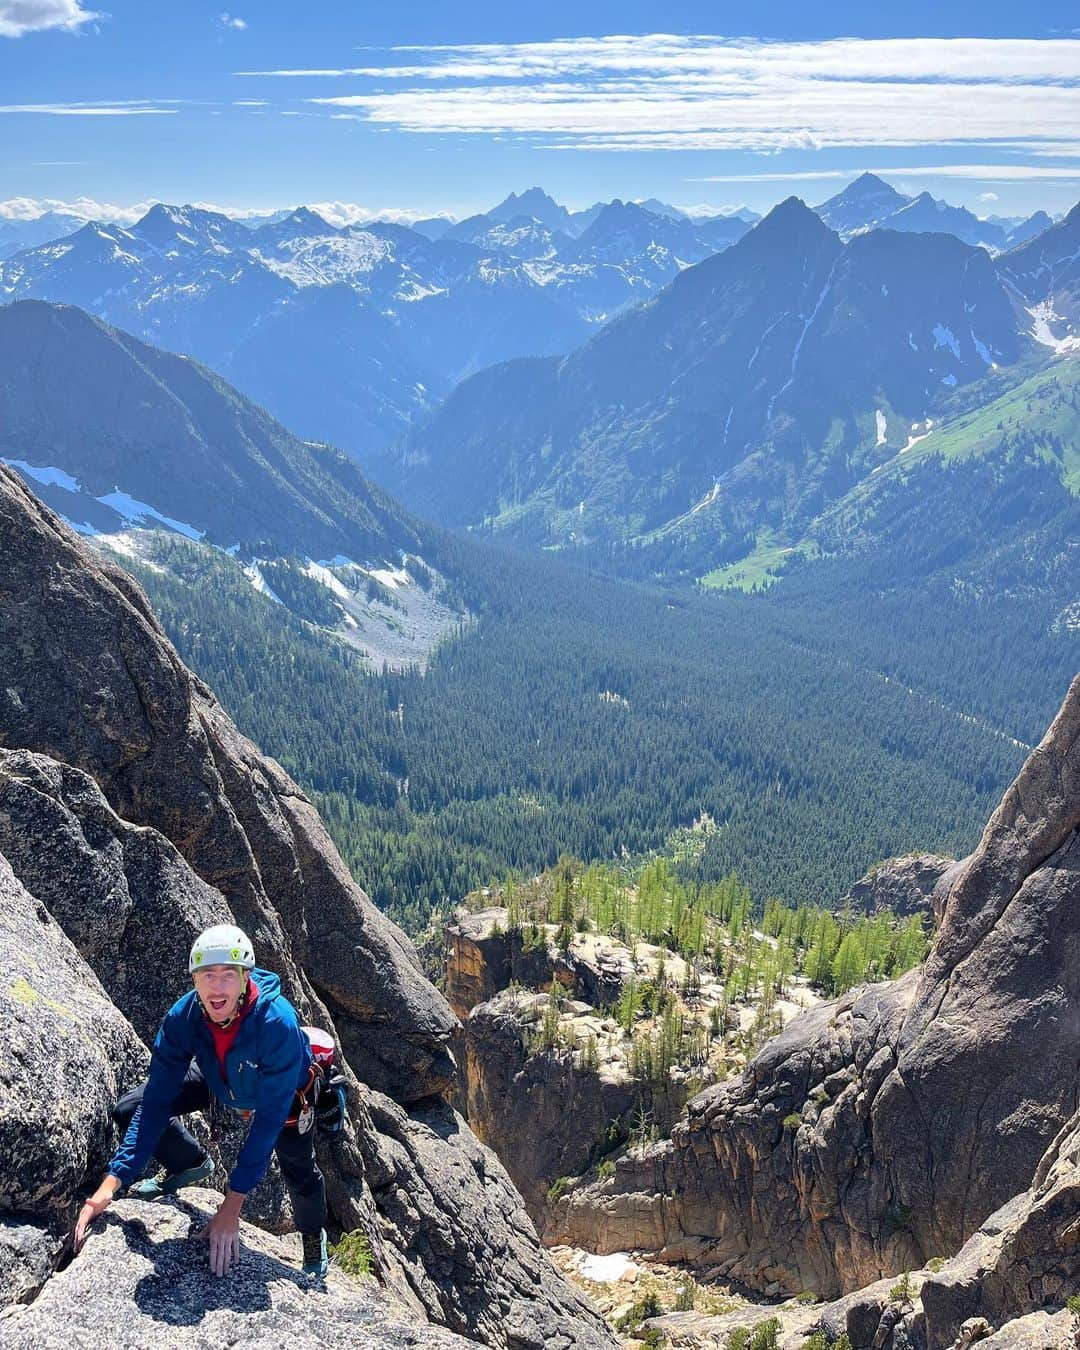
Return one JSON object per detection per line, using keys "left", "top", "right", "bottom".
{"left": 549, "top": 675, "right": 1080, "bottom": 1300}
{"left": 0, "top": 1189, "right": 476, "bottom": 1348}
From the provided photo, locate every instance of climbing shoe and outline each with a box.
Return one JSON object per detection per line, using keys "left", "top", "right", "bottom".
{"left": 301, "top": 1228, "right": 328, "bottom": 1277}
{"left": 130, "top": 1155, "right": 214, "bottom": 1199}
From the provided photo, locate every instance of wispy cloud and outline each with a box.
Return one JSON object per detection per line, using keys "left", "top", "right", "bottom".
{"left": 691, "top": 164, "right": 1080, "bottom": 182}
{"left": 232, "top": 34, "right": 1080, "bottom": 166}
{"left": 0, "top": 0, "right": 100, "bottom": 38}
{"left": 219, "top": 12, "right": 246, "bottom": 31}
{"left": 0, "top": 100, "right": 178, "bottom": 115}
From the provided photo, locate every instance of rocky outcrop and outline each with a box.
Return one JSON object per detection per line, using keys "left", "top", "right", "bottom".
{"left": 446, "top": 909, "right": 634, "bottom": 1020}
{"left": 0, "top": 1189, "right": 476, "bottom": 1349}
{"left": 0, "top": 465, "right": 616, "bottom": 1348}
{"left": 549, "top": 673, "right": 1080, "bottom": 1302}
{"left": 838, "top": 854, "right": 955, "bottom": 919}
{"left": 462, "top": 991, "right": 644, "bottom": 1222}
{"left": 360, "top": 1093, "right": 615, "bottom": 1349}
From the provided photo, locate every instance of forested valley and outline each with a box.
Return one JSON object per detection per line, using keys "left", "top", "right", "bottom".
{"left": 124, "top": 528, "right": 1075, "bottom": 934}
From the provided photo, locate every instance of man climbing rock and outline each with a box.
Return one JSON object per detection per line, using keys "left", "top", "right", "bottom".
{"left": 72, "top": 923, "right": 329, "bottom": 1277}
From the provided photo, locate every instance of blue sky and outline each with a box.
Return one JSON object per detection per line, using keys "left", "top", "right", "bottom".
{"left": 2, "top": 1, "right": 1079, "bottom": 224}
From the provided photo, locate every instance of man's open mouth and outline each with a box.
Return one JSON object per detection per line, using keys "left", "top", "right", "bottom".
{"left": 209, "top": 997, "right": 229, "bottom": 1013}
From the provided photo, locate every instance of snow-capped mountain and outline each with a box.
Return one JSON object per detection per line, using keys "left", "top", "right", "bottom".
{"left": 881, "top": 192, "right": 1007, "bottom": 250}
{"left": 997, "top": 202, "right": 1080, "bottom": 353}
{"left": 378, "top": 197, "right": 1029, "bottom": 560}
{"left": 813, "top": 173, "right": 1039, "bottom": 252}
{"left": 815, "top": 173, "right": 911, "bottom": 236}
{"left": 0, "top": 208, "right": 94, "bottom": 259}
{"left": 0, "top": 193, "right": 757, "bottom": 460}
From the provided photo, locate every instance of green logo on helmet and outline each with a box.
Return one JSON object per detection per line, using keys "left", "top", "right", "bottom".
{"left": 230, "top": 948, "right": 241, "bottom": 960}
{"left": 194, "top": 952, "right": 203, "bottom": 964}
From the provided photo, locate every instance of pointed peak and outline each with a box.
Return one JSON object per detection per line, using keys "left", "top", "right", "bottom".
{"left": 285, "top": 206, "right": 335, "bottom": 231}
{"left": 738, "top": 196, "right": 836, "bottom": 253}
{"left": 849, "top": 171, "right": 892, "bottom": 192}
{"left": 760, "top": 195, "right": 830, "bottom": 229}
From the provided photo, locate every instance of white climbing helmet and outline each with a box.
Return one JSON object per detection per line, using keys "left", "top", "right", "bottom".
{"left": 189, "top": 923, "right": 255, "bottom": 974}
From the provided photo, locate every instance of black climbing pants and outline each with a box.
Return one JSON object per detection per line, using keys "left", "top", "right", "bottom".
{"left": 113, "top": 1059, "right": 327, "bottom": 1234}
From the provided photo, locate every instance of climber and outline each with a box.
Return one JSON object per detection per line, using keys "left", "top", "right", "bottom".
{"left": 72, "top": 923, "right": 330, "bottom": 1278}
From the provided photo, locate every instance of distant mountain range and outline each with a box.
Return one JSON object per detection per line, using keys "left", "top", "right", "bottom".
{"left": 0, "top": 192, "right": 757, "bottom": 460}
{"left": 814, "top": 172, "right": 1050, "bottom": 251}
{"left": 1, "top": 179, "right": 1076, "bottom": 598}
{"left": 377, "top": 194, "right": 1075, "bottom": 564}
{"left": 0, "top": 177, "right": 1062, "bottom": 465}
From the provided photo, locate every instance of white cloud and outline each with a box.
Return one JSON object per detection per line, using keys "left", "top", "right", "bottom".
{"left": 0, "top": 100, "right": 176, "bottom": 115}
{"left": 0, "top": 195, "right": 156, "bottom": 222}
{"left": 219, "top": 12, "right": 246, "bottom": 30}
{"left": 0, "top": 195, "right": 453, "bottom": 228}
{"left": 248, "top": 34, "right": 1080, "bottom": 164}
{"left": 692, "top": 164, "right": 1080, "bottom": 183}
{"left": 978, "top": 191, "right": 1000, "bottom": 201}
{"left": 0, "top": 0, "right": 99, "bottom": 38}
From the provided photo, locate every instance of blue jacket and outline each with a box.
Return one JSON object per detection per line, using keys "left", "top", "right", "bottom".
{"left": 108, "top": 968, "right": 312, "bottom": 1195}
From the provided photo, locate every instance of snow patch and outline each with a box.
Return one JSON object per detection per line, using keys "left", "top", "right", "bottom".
{"left": 368, "top": 564, "right": 411, "bottom": 590}
{"left": 941, "top": 374, "right": 957, "bottom": 387}
{"left": 242, "top": 563, "right": 282, "bottom": 604}
{"left": 875, "top": 410, "right": 887, "bottom": 447}
{"left": 2, "top": 458, "right": 81, "bottom": 493}
{"left": 690, "top": 481, "right": 721, "bottom": 516}
{"left": 302, "top": 559, "right": 352, "bottom": 600}
{"left": 95, "top": 491, "right": 203, "bottom": 539}
{"left": 903, "top": 419, "right": 934, "bottom": 453}
{"left": 577, "top": 1253, "right": 638, "bottom": 1283}
{"left": 932, "top": 324, "right": 961, "bottom": 359}
{"left": 1027, "top": 301, "right": 1080, "bottom": 354}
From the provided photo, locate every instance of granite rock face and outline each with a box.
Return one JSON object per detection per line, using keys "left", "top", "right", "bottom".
{"left": 838, "top": 854, "right": 955, "bottom": 919}
{"left": 550, "top": 674, "right": 1080, "bottom": 1301}
{"left": 0, "top": 853, "right": 147, "bottom": 1300}
{"left": 0, "top": 747, "right": 224, "bottom": 1044}
{"left": 0, "top": 463, "right": 454, "bottom": 1103}
{"left": 460, "top": 991, "right": 642, "bottom": 1224}
{"left": 917, "top": 1103, "right": 1080, "bottom": 1348}
{"left": 0, "top": 1189, "right": 477, "bottom": 1349}
{"left": 0, "top": 466, "right": 617, "bottom": 1348}
{"left": 359, "top": 1094, "right": 617, "bottom": 1350}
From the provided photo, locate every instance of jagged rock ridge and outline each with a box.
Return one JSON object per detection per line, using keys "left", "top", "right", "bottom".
{"left": 0, "top": 463, "right": 615, "bottom": 1349}
{"left": 549, "top": 673, "right": 1080, "bottom": 1317}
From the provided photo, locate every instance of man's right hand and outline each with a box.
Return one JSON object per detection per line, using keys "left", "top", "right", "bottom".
{"left": 73, "top": 1175, "right": 122, "bottom": 1253}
